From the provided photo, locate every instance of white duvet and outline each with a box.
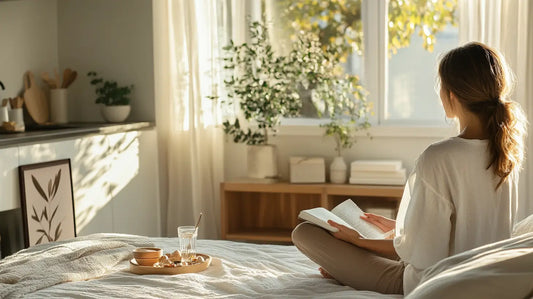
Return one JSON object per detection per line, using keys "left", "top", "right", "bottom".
{"left": 0, "top": 234, "right": 397, "bottom": 299}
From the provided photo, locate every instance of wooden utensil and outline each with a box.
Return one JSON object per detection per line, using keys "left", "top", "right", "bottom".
{"left": 62, "top": 69, "right": 77, "bottom": 88}
{"left": 54, "top": 69, "right": 61, "bottom": 90}
{"left": 67, "top": 70, "right": 77, "bottom": 88}
{"left": 62, "top": 68, "right": 72, "bottom": 88}
{"left": 23, "top": 71, "right": 49, "bottom": 124}
{"left": 41, "top": 72, "right": 57, "bottom": 89}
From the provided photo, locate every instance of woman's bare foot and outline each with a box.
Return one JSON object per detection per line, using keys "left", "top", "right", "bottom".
{"left": 319, "top": 267, "right": 334, "bottom": 279}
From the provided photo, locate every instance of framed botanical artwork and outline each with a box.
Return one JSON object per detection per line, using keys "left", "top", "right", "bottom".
{"left": 18, "top": 159, "right": 76, "bottom": 247}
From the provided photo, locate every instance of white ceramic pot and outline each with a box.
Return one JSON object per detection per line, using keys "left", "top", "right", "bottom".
{"left": 247, "top": 144, "right": 278, "bottom": 179}
{"left": 330, "top": 156, "right": 347, "bottom": 184}
{"left": 50, "top": 88, "right": 68, "bottom": 124}
{"left": 101, "top": 105, "right": 131, "bottom": 123}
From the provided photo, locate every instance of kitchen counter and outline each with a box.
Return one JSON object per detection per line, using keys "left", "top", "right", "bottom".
{"left": 0, "top": 122, "right": 154, "bottom": 148}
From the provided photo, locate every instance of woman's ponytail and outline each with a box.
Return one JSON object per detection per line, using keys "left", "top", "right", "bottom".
{"left": 486, "top": 100, "right": 527, "bottom": 188}
{"left": 439, "top": 42, "right": 527, "bottom": 189}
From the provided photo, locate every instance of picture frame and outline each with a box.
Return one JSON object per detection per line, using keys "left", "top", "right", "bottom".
{"left": 18, "top": 159, "right": 76, "bottom": 248}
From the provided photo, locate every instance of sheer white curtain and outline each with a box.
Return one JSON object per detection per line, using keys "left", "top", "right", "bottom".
{"left": 153, "top": 0, "right": 227, "bottom": 239}
{"left": 459, "top": 0, "right": 532, "bottom": 220}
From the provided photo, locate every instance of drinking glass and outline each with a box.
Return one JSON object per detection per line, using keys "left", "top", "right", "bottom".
{"left": 178, "top": 226, "right": 197, "bottom": 263}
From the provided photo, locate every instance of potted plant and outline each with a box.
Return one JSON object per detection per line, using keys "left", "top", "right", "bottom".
{"left": 87, "top": 71, "right": 134, "bottom": 123}
{"left": 319, "top": 74, "right": 371, "bottom": 184}
{"left": 292, "top": 33, "right": 371, "bottom": 184}
{"left": 217, "top": 21, "right": 302, "bottom": 179}
{"left": 323, "top": 119, "right": 369, "bottom": 183}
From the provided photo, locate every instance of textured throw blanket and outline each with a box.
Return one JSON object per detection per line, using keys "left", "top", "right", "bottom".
{"left": 0, "top": 233, "right": 153, "bottom": 298}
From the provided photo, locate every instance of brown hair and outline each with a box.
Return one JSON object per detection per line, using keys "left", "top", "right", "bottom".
{"left": 438, "top": 42, "right": 527, "bottom": 188}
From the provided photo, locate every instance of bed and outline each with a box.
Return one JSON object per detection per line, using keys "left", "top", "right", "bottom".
{"left": 1, "top": 216, "right": 533, "bottom": 298}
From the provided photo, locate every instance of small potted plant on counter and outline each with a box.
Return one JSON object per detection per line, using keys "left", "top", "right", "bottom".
{"left": 87, "top": 71, "right": 134, "bottom": 123}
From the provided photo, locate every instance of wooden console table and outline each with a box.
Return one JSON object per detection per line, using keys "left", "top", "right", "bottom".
{"left": 220, "top": 182, "right": 404, "bottom": 243}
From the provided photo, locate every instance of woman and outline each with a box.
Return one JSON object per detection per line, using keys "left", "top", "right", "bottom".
{"left": 291, "top": 42, "right": 527, "bottom": 295}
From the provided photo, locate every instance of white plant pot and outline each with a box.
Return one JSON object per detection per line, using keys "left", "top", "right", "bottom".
{"left": 101, "top": 105, "right": 131, "bottom": 123}
{"left": 247, "top": 144, "right": 278, "bottom": 179}
{"left": 330, "top": 156, "right": 347, "bottom": 184}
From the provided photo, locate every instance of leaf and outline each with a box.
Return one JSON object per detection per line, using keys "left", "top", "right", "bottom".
{"left": 31, "top": 175, "right": 48, "bottom": 202}
{"left": 41, "top": 208, "right": 48, "bottom": 222}
{"left": 35, "top": 235, "right": 44, "bottom": 245}
{"left": 51, "top": 169, "right": 62, "bottom": 200}
{"left": 31, "top": 206, "right": 39, "bottom": 222}
{"left": 50, "top": 205, "right": 59, "bottom": 224}
{"left": 54, "top": 222, "right": 62, "bottom": 241}
{"left": 48, "top": 179, "right": 52, "bottom": 198}
{"left": 36, "top": 229, "right": 46, "bottom": 234}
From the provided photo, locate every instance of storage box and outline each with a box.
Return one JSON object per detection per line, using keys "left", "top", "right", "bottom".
{"left": 290, "top": 157, "right": 325, "bottom": 183}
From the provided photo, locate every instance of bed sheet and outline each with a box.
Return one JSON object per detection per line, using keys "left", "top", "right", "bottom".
{"left": 7, "top": 235, "right": 399, "bottom": 298}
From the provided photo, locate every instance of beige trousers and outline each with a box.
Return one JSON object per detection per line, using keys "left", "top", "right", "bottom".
{"left": 292, "top": 222, "right": 405, "bottom": 295}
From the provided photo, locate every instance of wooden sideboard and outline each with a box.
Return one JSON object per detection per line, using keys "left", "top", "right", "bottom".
{"left": 220, "top": 182, "right": 404, "bottom": 243}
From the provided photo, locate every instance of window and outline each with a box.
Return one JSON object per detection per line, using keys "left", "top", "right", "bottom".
{"left": 264, "top": 0, "right": 459, "bottom": 127}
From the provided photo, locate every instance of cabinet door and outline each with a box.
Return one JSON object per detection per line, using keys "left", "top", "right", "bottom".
{"left": 18, "top": 137, "right": 114, "bottom": 235}
{"left": 0, "top": 147, "right": 20, "bottom": 211}
{"left": 107, "top": 130, "right": 160, "bottom": 236}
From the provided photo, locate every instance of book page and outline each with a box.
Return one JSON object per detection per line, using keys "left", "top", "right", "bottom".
{"left": 331, "top": 200, "right": 386, "bottom": 239}
{"left": 298, "top": 207, "right": 354, "bottom": 232}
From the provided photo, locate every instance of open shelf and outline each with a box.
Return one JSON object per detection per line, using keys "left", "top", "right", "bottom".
{"left": 226, "top": 228, "right": 294, "bottom": 243}
{"left": 221, "top": 182, "right": 404, "bottom": 243}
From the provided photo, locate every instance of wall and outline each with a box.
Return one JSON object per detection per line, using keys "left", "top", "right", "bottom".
{"left": 0, "top": 0, "right": 154, "bottom": 123}
{"left": 224, "top": 127, "right": 456, "bottom": 181}
{"left": 57, "top": 0, "right": 155, "bottom": 122}
{"left": 0, "top": 0, "right": 58, "bottom": 102}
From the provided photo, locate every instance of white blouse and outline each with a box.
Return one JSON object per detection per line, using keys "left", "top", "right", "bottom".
{"left": 394, "top": 137, "right": 518, "bottom": 294}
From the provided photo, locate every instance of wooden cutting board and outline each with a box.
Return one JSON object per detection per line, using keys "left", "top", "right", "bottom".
{"left": 23, "top": 71, "right": 49, "bottom": 124}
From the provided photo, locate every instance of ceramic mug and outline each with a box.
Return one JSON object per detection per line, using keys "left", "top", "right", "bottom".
{"left": 8, "top": 108, "right": 25, "bottom": 132}
{"left": 0, "top": 106, "right": 8, "bottom": 123}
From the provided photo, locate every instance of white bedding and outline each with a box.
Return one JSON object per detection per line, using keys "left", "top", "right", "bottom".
{"left": 0, "top": 234, "right": 398, "bottom": 298}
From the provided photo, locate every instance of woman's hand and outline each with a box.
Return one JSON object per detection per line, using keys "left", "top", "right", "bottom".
{"left": 361, "top": 213, "right": 396, "bottom": 233}
{"left": 327, "top": 220, "right": 363, "bottom": 246}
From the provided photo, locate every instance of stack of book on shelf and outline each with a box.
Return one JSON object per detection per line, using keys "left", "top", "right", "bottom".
{"left": 349, "top": 160, "right": 406, "bottom": 185}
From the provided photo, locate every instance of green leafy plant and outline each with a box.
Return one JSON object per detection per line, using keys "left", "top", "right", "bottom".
{"left": 87, "top": 71, "right": 133, "bottom": 106}
{"left": 291, "top": 31, "right": 371, "bottom": 155}
{"left": 322, "top": 120, "right": 370, "bottom": 157}
{"left": 217, "top": 21, "right": 372, "bottom": 147}
{"left": 218, "top": 21, "right": 302, "bottom": 145}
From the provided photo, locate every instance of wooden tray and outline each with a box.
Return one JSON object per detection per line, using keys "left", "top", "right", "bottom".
{"left": 129, "top": 253, "right": 211, "bottom": 275}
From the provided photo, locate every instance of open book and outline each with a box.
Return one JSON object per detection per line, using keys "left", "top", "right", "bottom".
{"left": 298, "top": 199, "right": 393, "bottom": 239}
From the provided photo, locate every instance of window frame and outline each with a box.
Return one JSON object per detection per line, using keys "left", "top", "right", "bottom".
{"left": 268, "top": 0, "right": 458, "bottom": 137}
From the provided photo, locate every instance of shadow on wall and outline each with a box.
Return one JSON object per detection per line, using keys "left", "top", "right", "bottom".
{"left": 0, "top": 132, "right": 141, "bottom": 257}
{"left": 73, "top": 132, "right": 140, "bottom": 233}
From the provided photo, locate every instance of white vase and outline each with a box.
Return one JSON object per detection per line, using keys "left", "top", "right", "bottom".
{"left": 330, "top": 156, "right": 347, "bottom": 184}
{"left": 101, "top": 105, "right": 131, "bottom": 123}
{"left": 247, "top": 144, "right": 278, "bottom": 179}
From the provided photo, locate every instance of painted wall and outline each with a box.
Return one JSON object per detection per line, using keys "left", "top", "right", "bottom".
{"left": 224, "top": 127, "right": 456, "bottom": 181}
{"left": 0, "top": 0, "right": 154, "bottom": 123}
{"left": 0, "top": 0, "right": 58, "bottom": 103}
{"left": 57, "top": 0, "right": 155, "bottom": 122}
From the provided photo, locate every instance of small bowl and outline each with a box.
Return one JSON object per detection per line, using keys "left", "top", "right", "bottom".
{"left": 135, "top": 256, "right": 161, "bottom": 266}
{"left": 133, "top": 247, "right": 162, "bottom": 260}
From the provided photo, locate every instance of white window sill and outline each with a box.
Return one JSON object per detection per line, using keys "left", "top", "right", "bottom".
{"left": 276, "top": 121, "right": 458, "bottom": 138}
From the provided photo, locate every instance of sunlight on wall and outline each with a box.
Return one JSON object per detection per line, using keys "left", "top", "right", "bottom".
{"left": 73, "top": 132, "right": 140, "bottom": 231}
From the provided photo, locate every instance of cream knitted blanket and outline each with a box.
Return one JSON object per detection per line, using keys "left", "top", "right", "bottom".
{"left": 0, "top": 233, "right": 153, "bottom": 298}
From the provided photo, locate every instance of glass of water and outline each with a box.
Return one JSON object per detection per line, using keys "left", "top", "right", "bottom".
{"left": 178, "top": 226, "right": 197, "bottom": 263}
